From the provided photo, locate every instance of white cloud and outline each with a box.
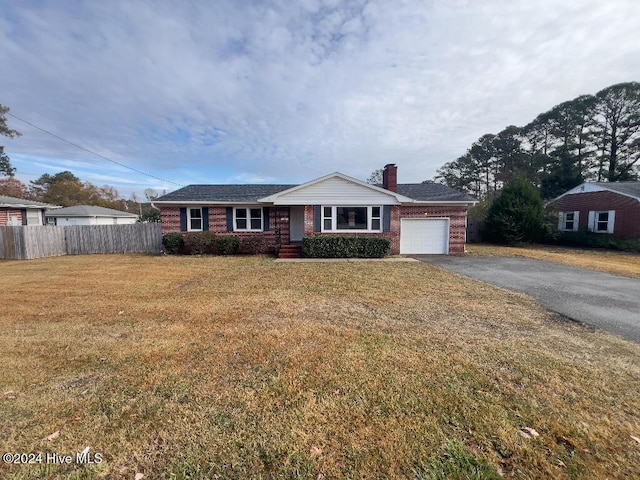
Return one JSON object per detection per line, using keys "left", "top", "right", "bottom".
{"left": 0, "top": 0, "right": 639, "bottom": 196}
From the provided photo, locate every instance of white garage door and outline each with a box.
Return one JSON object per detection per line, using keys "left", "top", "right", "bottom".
{"left": 400, "top": 218, "right": 449, "bottom": 254}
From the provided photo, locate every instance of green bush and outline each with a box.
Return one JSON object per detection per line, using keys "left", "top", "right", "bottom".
{"left": 162, "top": 233, "right": 243, "bottom": 255}
{"left": 484, "top": 176, "right": 544, "bottom": 244}
{"left": 162, "top": 233, "right": 185, "bottom": 255}
{"left": 239, "top": 236, "right": 270, "bottom": 254}
{"left": 302, "top": 236, "right": 391, "bottom": 258}
{"left": 217, "top": 235, "right": 240, "bottom": 255}
{"left": 547, "top": 230, "right": 640, "bottom": 253}
{"left": 183, "top": 231, "right": 217, "bottom": 255}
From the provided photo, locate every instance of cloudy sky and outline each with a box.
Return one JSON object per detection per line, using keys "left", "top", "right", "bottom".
{"left": 1, "top": 0, "right": 639, "bottom": 197}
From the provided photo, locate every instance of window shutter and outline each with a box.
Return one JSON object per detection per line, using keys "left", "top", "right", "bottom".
{"left": 557, "top": 212, "right": 564, "bottom": 231}
{"left": 21, "top": 209, "right": 28, "bottom": 225}
{"left": 573, "top": 211, "right": 580, "bottom": 231}
{"left": 226, "top": 207, "right": 233, "bottom": 232}
{"left": 383, "top": 205, "right": 391, "bottom": 232}
{"left": 202, "top": 207, "right": 209, "bottom": 231}
{"left": 587, "top": 211, "right": 595, "bottom": 232}
{"left": 179, "top": 208, "right": 187, "bottom": 232}
{"left": 313, "top": 205, "right": 321, "bottom": 232}
{"left": 607, "top": 210, "right": 615, "bottom": 234}
{"left": 263, "top": 207, "right": 270, "bottom": 231}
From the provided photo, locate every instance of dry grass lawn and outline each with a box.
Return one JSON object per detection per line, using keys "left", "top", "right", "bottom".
{"left": 467, "top": 244, "right": 640, "bottom": 279}
{"left": 1, "top": 254, "right": 639, "bottom": 479}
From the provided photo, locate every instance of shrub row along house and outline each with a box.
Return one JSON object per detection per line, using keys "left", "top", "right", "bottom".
{"left": 547, "top": 181, "right": 640, "bottom": 237}
{"left": 155, "top": 164, "right": 477, "bottom": 257}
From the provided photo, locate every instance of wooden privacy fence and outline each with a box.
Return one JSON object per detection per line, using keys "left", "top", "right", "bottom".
{"left": 0, "top": 224, "right": 162, "bottom": 260}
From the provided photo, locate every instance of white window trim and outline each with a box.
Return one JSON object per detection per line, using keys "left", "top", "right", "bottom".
{"left": 26, "top": 209, "right": 43, "bottom": 226}
{"left": 187, "top": 207, "right": 203, "bottom": 232}
{"left": 321, "top": 205, "right": 383, "bottom": 233}
{"left": 559, "top": 211, "right": 579, "bottom": 232}
{"left": 233, "top": 206, "right": 263, "bottom": 232}
{"left": 589, "top": 210, "right": 615, "bottom": 234}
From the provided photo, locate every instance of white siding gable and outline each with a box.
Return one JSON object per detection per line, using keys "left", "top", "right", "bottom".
{"left": 266, "top": 176, "right": 401, "bottom": 205}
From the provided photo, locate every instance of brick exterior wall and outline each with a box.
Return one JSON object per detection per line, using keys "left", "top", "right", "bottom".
{"left": 161, "top": 204, "right": 470, "bottom": 255}
{"left": 160, "top": 206, "right": 290, "bottom": 253}
{"left": 160, "top": 206, "right": 181, "bottom": 234}
{"left": 0, "top": 208, "right": 23, "bottom": 226}
{"left": 302, "top": 204, "right": 469, "bottom": 255}
{"left": 549, "top": 191, "right": 640, "bottom": 238}
{"left": 399, "top": 205, "right": 469, "bottom": 255}
{"left": 302, "top": 205, "right": 399, "bottom": 253}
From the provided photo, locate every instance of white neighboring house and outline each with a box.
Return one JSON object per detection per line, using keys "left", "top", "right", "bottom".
{"left": 0, "top": 195, "right": 61, "bottom": 226}
{"left": 45, "top": 205, "right": 138, "bottom": 226}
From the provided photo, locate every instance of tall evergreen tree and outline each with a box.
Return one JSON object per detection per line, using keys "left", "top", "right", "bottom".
{"left": 592, "top": 82, "right": 640, "bottom": 181}
{"left": 434, "top": 81, "right": 640, "bottom": 198}
{"left": 483, "top": 176, "right": 544, "bottom": 244}
{"left": 0, "top": 104, "right": 21, "bottom": 177}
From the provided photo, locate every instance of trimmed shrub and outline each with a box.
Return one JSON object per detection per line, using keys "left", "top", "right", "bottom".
{"left": 360, "top": 237, "right": 392, "bottom": 257}
{"left": 183, "top": 231, "right": 217, "bottom": 255}
{"left": 239, "top": 236, "right": 270, "bottom": 254}
{"left": 217, "top": 235, "right": 240, "bottom": 255}
{"left": 162, "top": 233, "right": 185, "bottom": 255}
{"left": 547, "top": 231, "right": 640, "bottom": 253}
{"left": 302, "top": 236, "right": 391, "bottom": 258}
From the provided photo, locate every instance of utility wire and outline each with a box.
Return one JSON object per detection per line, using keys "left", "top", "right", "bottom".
{"left": 7, "top": 112, "right": 184, "bottom": 187}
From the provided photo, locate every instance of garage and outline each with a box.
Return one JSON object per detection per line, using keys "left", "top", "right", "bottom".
{"left": 400, "top": 218, "right": 450, "bottom": 254}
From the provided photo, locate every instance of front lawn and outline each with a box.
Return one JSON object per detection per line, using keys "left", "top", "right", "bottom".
{"left": 468, "top": 244, "right": 640, "bottom": 278}
{"left": 1, "top": 255, "right": 639, "bottom": 479}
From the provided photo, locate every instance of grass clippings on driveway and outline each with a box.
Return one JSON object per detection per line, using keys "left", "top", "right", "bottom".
{"left": 468, "top": 244, "right": 640, "bottom": 278}
{"left": 1, "top": 255, "right": 639, "bottom": 479}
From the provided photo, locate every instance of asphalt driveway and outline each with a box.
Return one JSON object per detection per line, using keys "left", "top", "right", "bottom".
{"left": 413, "top": 255, "right": 640, "bottom": 343}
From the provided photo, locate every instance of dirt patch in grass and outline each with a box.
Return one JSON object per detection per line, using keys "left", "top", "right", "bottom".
{"left": 468, "top": 244, "right": 640, "bottom": 278}
{"left": 1, "top": 254, "right": 639, "bottom": 479}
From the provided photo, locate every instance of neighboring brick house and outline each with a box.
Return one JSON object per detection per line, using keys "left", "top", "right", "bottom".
{"left": 0, "top": 195, "right": 60, "bottom": 226}
{"left": 155, "top": 165, "right": 476, "bottom": 256}
{"left": 546, "top": 182, "right": 640, "bottom": 237}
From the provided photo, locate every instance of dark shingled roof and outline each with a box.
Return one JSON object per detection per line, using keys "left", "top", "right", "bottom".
{"left": 594, "top": 181, "right": 640, "bottom": 198}
{"left": 396, "top": 183, "right": 477, "bottom": 202}
{"left": 156, "top": 182, "right": 476, "bottom": 203}
{"left": 156, "top": 184, "right": 295, "bottom": 203}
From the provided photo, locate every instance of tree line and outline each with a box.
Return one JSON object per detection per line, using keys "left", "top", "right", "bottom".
{"left": 0, "top": 104, "right": 159, "bottom": 221}
{"left": 435, "top": 82, "right": 640, "bottom": 200}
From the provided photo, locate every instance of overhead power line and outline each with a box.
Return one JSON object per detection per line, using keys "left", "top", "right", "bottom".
{"left": 7, "top": 112, "right": 184, "bottom": 187}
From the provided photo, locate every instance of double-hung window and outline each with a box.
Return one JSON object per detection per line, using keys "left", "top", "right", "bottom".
{"left": 26, "top": 210, "right": 42, "bottom": 226}
{"left": 234, "top": 207, "right": 263, "bottom": 231}
{"left": 188, "top": 208, "right": 203, "bottom": 231}
{"left": 588, "top": 210, "right": 615, "bottom": 234}
{"left": 370, "top": 207, "right": 381, "bottom": 230}
{"left": 322, "top": 206, "right": 382, "bottom": 232}
{"left": 596, "top": 212, "right": 609, "bottom": 232}
{"left": 560, "top": 211, "right": 579, "bottom": 231}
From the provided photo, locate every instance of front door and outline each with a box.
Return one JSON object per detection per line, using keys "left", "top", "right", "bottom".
{"left": 290, "top": 206, "right": 304, "bottom": 242}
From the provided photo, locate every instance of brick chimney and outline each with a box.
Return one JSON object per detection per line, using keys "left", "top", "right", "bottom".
{"left": 382, "top": 164, "right": 397, "bottom": 192}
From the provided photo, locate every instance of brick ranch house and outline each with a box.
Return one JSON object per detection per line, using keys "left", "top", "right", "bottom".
{"left": 0, "top": 195, "right": 60, "bottom": 226}
{"left": 155, "top": 164, "right": 477, "bottom": 256}
{"left": 546, "top": 181, "right": 640, "bottom": 237}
